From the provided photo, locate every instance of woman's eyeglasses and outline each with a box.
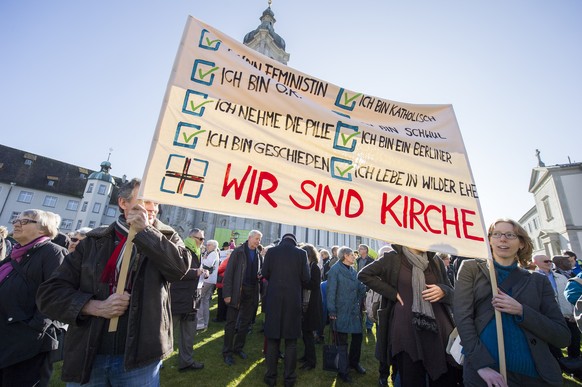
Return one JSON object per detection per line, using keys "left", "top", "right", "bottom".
{"left": 12, "top": 218, "right": 38, "bottom": 226}
{"left": 490, "top": 232, "right": 518, "bottom": 240}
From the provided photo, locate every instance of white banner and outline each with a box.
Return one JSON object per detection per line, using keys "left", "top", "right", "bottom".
{"left": 140, "top": 16, "right": 489, "bottom": 258}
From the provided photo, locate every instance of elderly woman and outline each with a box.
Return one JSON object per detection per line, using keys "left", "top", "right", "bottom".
{"left": 299, "top": 243, "right": 323, "bottom": 370}
{"left": 197, "top": 239, "right": 220, "bottom": 330}
{"left": 0, "top": 210, "right": 68, "bottom": 386}
{"left": 327, "top": 246, "right": 367, "bottom": 383}
{"left": 358, "top": 244, "right": 456, "bottom": 386}
{"left": 67, "top": 227, "right": 92, "bottom": 253}
{"left": 454, "top": 218, "right": 570, "bottom": 387}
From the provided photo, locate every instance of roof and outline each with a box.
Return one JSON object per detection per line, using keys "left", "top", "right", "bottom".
{"left": 0, "top": 143, "right": 123, "bottom": 203}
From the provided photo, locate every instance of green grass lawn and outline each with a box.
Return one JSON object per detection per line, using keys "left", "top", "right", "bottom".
{"left": 49, "top": 292, "right": 582, "bottom": 386}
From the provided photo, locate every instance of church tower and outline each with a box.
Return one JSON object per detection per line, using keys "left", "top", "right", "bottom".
{"left": 243, "top": 4, "right": 290, "bottom": 65}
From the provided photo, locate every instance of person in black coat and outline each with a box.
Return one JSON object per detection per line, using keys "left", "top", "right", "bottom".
{"left": 262, "top": 233, "right": 310, "bottom": 387}
{"left": 0, "top": 210, "right": 67, "bottom": 386}
{"left": 299, "top": 244, "right": 323, "bottom": 370}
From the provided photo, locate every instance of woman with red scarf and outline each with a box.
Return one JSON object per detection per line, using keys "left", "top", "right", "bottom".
{"left": 0, "top": 209, "right": 67, "bottom": 386}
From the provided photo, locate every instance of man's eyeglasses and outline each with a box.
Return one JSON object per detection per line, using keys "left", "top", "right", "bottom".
{"left": 194, "top": 236, "right": 205, "bottom": 241}
{"left": 543, "top": 260, "right": 552, "bottom": 264}
{"left": 490, "top": 232, "right": 518, "bottom": 240}
{"left": 12, "top": 218, "right": 38, "bottom": 226}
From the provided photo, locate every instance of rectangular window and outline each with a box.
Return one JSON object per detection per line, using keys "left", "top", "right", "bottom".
{"left": 43, "top": 195, "right": 58, "bottom": 208}
{"left": 105, "top": 206, "right": 117, "bottom": 217}
{"left": 86, "top": 183, "right": 94, "bottom": 193}
{"left": 76, "top": 220, "right": 82, "bottom": 230}
{"left": 88, "top": 221, "right": 96, "bottom": 228}
{"left": 81, "top": 202, "right": 88, "bottom": 212}
{"left": 66, "top": 200, "right": 79, "bottom": 211}
{"left": 47, "top": 180, "right": 55, "bottom": 187}
{"left": 17, "top": 191, "right": 33, "bottom": 203}
{"left": 98, "top": 184, "right": 107, "bottom": 195}
{"left": 92, "top": 203, "right": 101, "bottom": 213}
{"left": 60, "top": 219, "right": 73, "bottom": 230}
{"left": 533, "top": 218, "right": 539, "bottom": 229}
{"left": 24, "top": 159, "right": 33, "bottom": 166}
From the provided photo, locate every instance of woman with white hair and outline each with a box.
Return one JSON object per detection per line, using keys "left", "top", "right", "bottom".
{"left": 68, "top": 227, "right": 92, "bottom": 253}
{"left": 0, "top": 210, "right": 68, "bottom": 386}
{"left": 197, "top": 239, "right": 220, "bottom": 330}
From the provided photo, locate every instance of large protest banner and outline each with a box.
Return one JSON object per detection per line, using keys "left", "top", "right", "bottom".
{"left": 140, "top": 16, "right": 489, "bottom": 258}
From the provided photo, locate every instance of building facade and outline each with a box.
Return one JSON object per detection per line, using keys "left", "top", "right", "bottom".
{"left": 519, "top": 152, "right": 582, "bottom": 258}
{"left": 0, "top": 144, "right": 123, "bottom": 233}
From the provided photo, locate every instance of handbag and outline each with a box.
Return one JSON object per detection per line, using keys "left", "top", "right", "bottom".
{"left": 446, "top": 327, "right": 464, "bottom": 365}
{"left": 322, "top": 320, "right": 345, "bottom": 372}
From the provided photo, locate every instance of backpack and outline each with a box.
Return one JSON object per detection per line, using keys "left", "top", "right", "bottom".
{"left": 365, "top": 288, "right": 382, "bottom": 323}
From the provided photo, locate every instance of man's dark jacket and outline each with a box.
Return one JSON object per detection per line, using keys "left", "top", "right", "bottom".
{"left": 37, "top": 219, "right": 190, "bottom": 383}
{"left": 262, "top": 238, "right": 310, "bottom": 339}
{"left": 222, "top": 241, "right": 262, "bottom": 309}
{"left": 170, "top": 246, "right": 201, "bottom": 315}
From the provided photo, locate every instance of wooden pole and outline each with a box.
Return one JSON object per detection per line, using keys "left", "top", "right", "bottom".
{"left": 486, "top": 255, "right": 507, "bottom": 380}
{"left": 108, "top": 224, "right": 138, "bottom": 332}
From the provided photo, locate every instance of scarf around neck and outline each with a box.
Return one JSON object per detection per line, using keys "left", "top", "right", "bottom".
{"left": 403, "top": 247, "right": 438, "bottom": 333}
{"left": 0, "top": 236, "right": 51, "bottom": 283}
{"left": 100, "top": 216, "right": 138, "bottom": 294}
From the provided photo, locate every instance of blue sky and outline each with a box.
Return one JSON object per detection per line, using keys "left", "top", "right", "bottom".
{"left": 1, "top": 0, "right": 580, "bottom": 228}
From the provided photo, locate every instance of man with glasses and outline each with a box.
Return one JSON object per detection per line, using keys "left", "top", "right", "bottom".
{"left": 37, "top": 178, "right": 191, "bottom": 385}
{"left": 170, "top": 228, "right": 207, "bottom": 371}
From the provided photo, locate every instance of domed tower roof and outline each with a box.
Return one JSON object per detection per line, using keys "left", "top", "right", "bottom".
{"left": 88, "top": 161, "right": 116, "bottom": 185}
{"left": 243, "top": 5, "right": 290, "bottom": 64}
{"left": 244, "top": 7, "right": 286, "bottom": 51}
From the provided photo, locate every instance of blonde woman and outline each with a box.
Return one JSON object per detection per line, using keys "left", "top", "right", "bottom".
{"left": 454, "top": 218, "right": 570, "bottom": 387}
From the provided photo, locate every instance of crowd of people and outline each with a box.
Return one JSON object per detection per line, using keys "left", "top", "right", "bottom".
{"left": 1, "top": 179, "right": 582, "bottom": 387}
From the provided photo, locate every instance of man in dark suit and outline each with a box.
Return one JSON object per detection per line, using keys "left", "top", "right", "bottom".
{"left": 262, "top": 233, "right": 310, "bottom": 387}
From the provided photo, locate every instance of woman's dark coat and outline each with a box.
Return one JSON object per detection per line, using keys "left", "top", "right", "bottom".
{"left": 0, "top": 241, "right": 67, "bottom": 368}
{"left": 454, "top": 258, "right": 570, "bottom": 386}
{"left": 327, "top": 259, "right": 367, "bottom": 333}
{"left": 357, "top": 245, "right": 453, "bottom": 363}
{"left": 302, "top": 261, "right": 323, "bottom": 331}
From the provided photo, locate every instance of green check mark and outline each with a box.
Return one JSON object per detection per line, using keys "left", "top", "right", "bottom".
{"left": 205, "top": 37, "right": 221, "bottom": 47}
{"left": 342, "top": 91, "right": 361, "bottom": 105}
{"left": 182, "top": 129, "right": 206, "bottom": 143}
{"left": 335, "top": 165, "right": 354, "bottom": 177}
{"left": 190, "top": 100, "right": 214, "bottom": 112}
{"left": 198, "top": 66, "right": 219, "bottom": 80}
{"left": 340, "top": 132, "right": 360, "bottom": 146}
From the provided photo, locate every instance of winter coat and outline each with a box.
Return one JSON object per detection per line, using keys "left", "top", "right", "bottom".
{"left": 327, "top": 260, "right": 366, "bottom": 334}
{"left": 262, "top": 238, "right": 310, "bottom": 339}
{"left": 454, "top": 259, "right": 570, "bottom": 386}
{"left": 302, "top": 261, "right": 323, "bottom": 331}
{"left": 0, "top": 240, "right": 66, "bottom": 368}
{"left": 37, "top": 219, "right": 190, "bottom": 384}
{"left": 222, "top": 241, "right": 262, "bottom": 309}
{"left": 170, "top": 246, "right": 201, "bottom": 315}
{"left": 357, "top": 245, "right": 453, "bottom": 364}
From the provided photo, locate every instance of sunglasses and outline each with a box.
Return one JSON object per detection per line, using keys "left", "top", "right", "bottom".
{"left": 543, "top": 260, "right": 552, "bottom": 264}
{"left": 71, "top": 237, "right": 80, "bottom": 243}
{"left": 193, "top": 236, "right": 205, "bottom": 241}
